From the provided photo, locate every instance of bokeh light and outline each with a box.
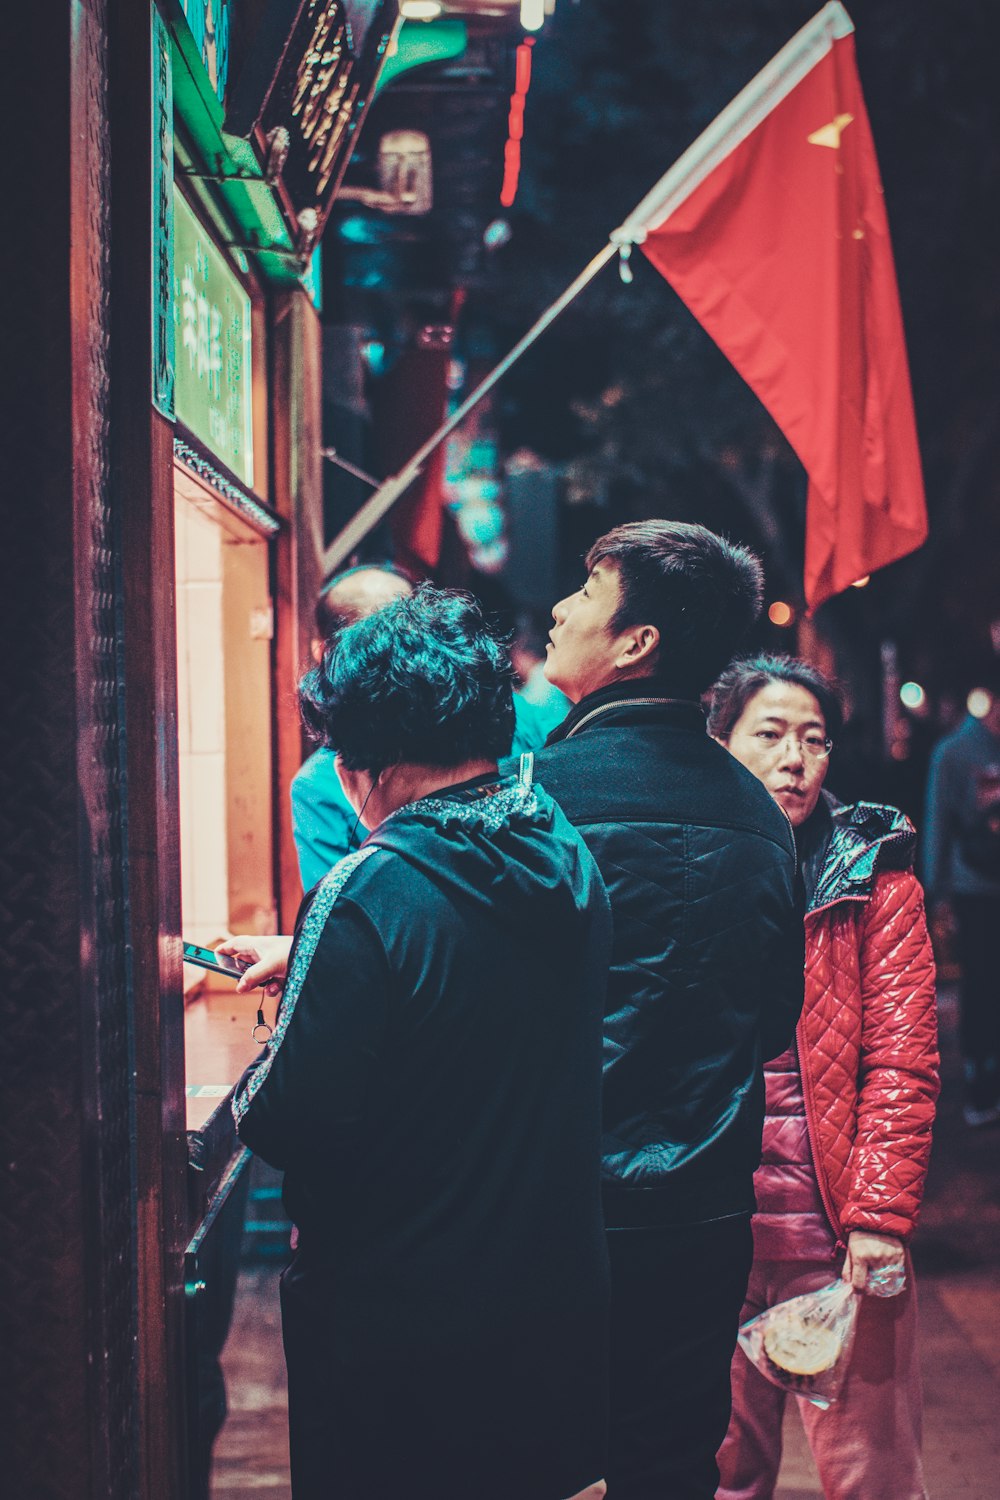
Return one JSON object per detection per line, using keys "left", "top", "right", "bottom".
{"left": 483, "top": 218, "right": 512, "bottom": 250}
{"left": 968, "top": 689, "right": 993, "bottom": 719}
{"left": 900, "top": 681, "right": 926, "bottom": 710}
{"left": 767, "top": 600, "right": 794, "bottom": 627}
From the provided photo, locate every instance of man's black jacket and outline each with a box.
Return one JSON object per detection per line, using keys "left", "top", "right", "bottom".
{"left": 506, "top": 682, "right": 804, "bottom": 1229}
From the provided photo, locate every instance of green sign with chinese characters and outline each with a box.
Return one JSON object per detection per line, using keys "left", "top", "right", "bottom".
{"left": 173, "top": 188, "right": 254, "bottom": 486}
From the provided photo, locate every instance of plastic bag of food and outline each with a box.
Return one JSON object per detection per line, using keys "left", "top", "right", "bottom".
{"left": 737, "top": 1279, "right": 860, "bottom": 1409}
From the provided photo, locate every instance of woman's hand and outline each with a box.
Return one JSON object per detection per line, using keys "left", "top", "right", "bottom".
{"left": 216, "top": 935, "right": 293, "bottom": 996}
{"left": 842, "top": 1230, "right": 906, "bottom": 1295}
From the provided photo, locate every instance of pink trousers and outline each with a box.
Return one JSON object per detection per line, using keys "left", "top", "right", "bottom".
{"left": 716, "top": 1254, "right": 928, "bottom": 1500}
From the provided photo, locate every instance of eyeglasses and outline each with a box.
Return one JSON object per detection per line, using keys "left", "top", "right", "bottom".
{"left": 743, "top": 729, "right": 833, "bottom": 761}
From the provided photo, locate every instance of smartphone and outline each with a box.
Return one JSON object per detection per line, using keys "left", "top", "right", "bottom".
{"left": 183, "top": 941, "right": 245, "bottom": 979}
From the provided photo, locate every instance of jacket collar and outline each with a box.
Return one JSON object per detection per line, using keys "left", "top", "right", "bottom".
{"left": 546, "top": 679, "right": 704, "bottom": 745}
{"left": 806, "top": 792, "right": 916, "bottom": 914}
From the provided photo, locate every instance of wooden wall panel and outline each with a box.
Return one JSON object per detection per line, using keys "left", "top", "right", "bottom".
{"left": 0, "top": 2, "right": 139, "bottom": 1495}
{"left": 271, "top": 291, "right": 325, "bottom": 929}
{"left": 109, "top": 2, "right": 188, "bottom": 1495}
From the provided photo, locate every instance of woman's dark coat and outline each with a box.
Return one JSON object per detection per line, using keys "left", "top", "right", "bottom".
{"left": 234, "top": 776, "right": 612, "bottom": 1500}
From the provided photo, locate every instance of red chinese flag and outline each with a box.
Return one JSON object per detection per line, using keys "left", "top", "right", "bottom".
{"left": 625, "top": 2, "right": 926, "bottom": 609}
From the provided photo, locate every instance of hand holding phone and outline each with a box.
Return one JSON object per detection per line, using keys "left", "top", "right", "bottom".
{"left": 183, "top": 942, "right": 246, "bottom": 979}
{"left": 215, "top": 934, "right": 293, "bottom": 995}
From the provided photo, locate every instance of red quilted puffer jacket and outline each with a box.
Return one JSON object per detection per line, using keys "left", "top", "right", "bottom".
{"left": 796, "top": 798, "right": 940, "bottom": 1243}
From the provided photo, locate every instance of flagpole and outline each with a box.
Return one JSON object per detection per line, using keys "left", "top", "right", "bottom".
{"left": 321, "top": 239, "right": 619, "bottom": 576}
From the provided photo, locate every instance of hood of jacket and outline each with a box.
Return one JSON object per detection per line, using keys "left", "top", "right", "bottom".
{"left": 807, "top": 792, "right": 916, "bottom": 915}
{"left": 366, "top": 773, "right": 600, "bottom": 933}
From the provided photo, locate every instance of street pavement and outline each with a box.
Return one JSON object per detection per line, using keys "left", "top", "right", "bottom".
{"left": 212, "top": 986, "right": 1000, "bottom": 1498}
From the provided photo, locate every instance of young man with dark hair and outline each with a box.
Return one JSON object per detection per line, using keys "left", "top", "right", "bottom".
{"left": 510, "top": 521, "right": 804, "bottom": 1500}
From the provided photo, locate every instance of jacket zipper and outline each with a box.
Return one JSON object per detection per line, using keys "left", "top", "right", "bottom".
{"left": 563, "top": 696, "right": 686, "bottom": 739}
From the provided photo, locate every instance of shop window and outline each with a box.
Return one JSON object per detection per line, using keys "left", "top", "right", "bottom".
{"left": 175, "top": 479, "right": 276, "bottom": 997}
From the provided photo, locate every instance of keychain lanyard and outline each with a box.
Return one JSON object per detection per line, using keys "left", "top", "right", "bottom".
{"left": 252, "top": 1003, "right": 273, "bottom": 1045}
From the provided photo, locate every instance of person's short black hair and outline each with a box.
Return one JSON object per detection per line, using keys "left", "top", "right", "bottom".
{"left": 585, "top": 521, "right": 764, "bottom": 697}
{"left": 706, "top": 653, "right": 845, "bottom": 743}
{"left": 314, "top": 561, "right": 415, "bottom": 639}
{"left": 299, "top": 585, "right": 516, "bottom": 773}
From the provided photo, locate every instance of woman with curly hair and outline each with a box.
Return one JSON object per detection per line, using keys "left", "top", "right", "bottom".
{"left": 225, "top": 586, "right": 612, "bottom": 1500}
{"left": 708, "top": 655, "right": 939, "bottom": 1500}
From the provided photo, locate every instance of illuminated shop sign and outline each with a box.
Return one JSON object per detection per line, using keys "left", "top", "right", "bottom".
{"left": 225, "top": 0, "right": 396, "bottom": 235}
{"left": 173, "top": 189, "right": 254, "bottom": 486}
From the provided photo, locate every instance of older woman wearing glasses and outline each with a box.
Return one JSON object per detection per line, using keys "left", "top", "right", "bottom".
{"left": 707, "top": 655, "right": 939, "bottom": 1500}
